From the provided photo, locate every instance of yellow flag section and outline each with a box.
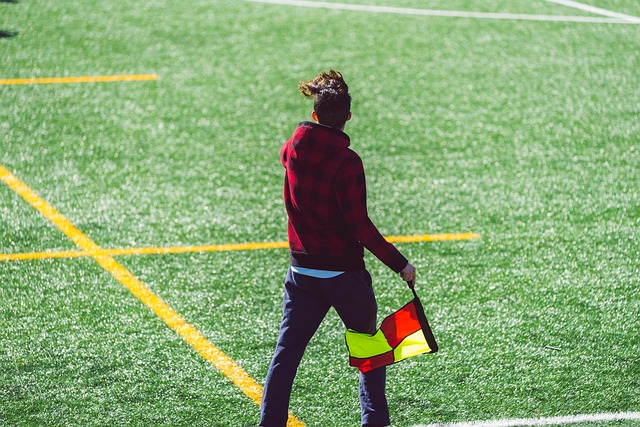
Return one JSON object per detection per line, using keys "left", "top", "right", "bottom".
{"left": 346, "top": 295, "right": 438, "bottom": 373}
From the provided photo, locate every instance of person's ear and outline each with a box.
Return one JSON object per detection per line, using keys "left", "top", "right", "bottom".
{"left": 346, "top": 112, "right": 352, "bottom": 121}
{"left": 312, "top": 111, "right": 319, "bottom": 122}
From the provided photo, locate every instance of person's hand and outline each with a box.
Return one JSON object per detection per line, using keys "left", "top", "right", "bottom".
{"left": 399, "top": 262, "right": 416, "bottom": 283}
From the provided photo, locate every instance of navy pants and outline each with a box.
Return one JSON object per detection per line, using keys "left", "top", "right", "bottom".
{"left": 259, "top": 268, "right": 390, "bottom": 427}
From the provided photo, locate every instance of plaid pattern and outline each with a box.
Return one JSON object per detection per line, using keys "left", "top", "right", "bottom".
{"left": 281, "top": 122, "right": 408, "bottom": 273}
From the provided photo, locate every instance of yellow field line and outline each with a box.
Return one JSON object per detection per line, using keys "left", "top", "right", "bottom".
{"left": 109, "top": 240, "right": 291, "bottom": 255}
{"left": 0, "top": 74, "right": 158, "bottom": 85}
{"left": 0, "top": 242, "right": 289, "bottom": 261}
{"left": 387, "top": 232, "right": 481, "bottom": 243}
{"left": 0, "top": 249, "right": 90, "bottom": 261}
{"left": 0, "top": 164, "right": 305, "bottom": 427}
{"left": 0, "top": 233, "right": 480, "bottom": 262}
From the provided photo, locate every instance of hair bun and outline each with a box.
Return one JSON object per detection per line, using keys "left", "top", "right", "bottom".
{"left": 299, "top": 69, "right": 348, "bottom": 98}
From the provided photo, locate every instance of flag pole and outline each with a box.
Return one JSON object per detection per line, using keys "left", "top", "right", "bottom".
{"left": 407, "top": 279, "right": 418, "bottom": 299}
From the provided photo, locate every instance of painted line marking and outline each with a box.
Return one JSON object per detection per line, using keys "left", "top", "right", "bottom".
{"left": 544, "top": 0, "right": 640, "bottom": 23}
{"left": 243, "top": 0, "right": 638, "bottom": 24}
{"left": 387, "top": 232, "right": 480, "bottom": 244}
{"left": 413, "top": 411, "right": 640, "bottom": 427}
{"left": 0, "top": 164, "right": 305, "bottom": 427}
{"left": 0, "top": 233, "right": 480, "bottom": 262}
{"left": 0, "top": 74, "right": 158, "bottom": 85}
{"left": 0, "top": 249, "right": 90, "bottom": 261}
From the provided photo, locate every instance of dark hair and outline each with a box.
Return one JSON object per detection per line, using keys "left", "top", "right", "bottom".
{"left": 299, "top": 69, "right": 351, "bottom": 129}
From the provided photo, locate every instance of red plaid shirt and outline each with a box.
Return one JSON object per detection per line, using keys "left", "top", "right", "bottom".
{"left": 281, "top": 121, "right": 408, "bottom": 273}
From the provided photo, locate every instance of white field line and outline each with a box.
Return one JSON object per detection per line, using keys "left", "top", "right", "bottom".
{"left": 413, "top": 411, "right": 640, "bottom": 427}
{"left": 544, "top": 0, "right": 640, "bottom": 24}
{"left": 244, "top": 0, "right": 639, "bottom": 24}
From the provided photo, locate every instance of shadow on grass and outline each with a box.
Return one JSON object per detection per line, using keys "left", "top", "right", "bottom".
{"left": 1, "top": 0, "right": 19, "bottom": 37}
{"left": 0, "top": 30, "right": 19, "bottom": 38}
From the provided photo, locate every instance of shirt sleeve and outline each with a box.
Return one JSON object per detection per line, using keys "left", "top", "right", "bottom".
{"left": 334, "top": 153, "right": 408, "bottom": 273}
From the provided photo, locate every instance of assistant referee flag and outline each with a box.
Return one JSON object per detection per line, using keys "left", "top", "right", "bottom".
{"left": 345, "top": 283, "right": 437, "bottom": 373}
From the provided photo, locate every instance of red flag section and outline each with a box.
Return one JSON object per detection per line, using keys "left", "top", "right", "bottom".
{"left": 346, "top": 298, "right": 437, "bottom": 373}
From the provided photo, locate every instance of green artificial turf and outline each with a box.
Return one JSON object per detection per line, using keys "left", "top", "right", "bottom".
{"left": 1, "top": 0, "right": 638, "bottom": 426}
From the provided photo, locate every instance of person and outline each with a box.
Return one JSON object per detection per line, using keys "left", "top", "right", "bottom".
{"left": 259, "top": 69, "right": 416, "bottom": 427}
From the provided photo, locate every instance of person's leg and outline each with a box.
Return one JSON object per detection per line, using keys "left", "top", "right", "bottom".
{"left": 260, "top": 269, "right": 330, "bottom": 427}
{"left": 358, "top": 368, "right": 389, "bottom": 427}
{"left": 324, "top": 270, "right": 390, "bottom": 427}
